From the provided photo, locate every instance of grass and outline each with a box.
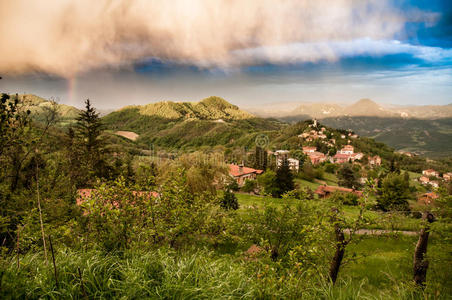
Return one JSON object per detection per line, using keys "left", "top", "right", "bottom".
{"left": 236, "top": 193, "right": 423, "bottom": 231}
{"left": 1, "top": 235, "right": 450, "bottom": 299}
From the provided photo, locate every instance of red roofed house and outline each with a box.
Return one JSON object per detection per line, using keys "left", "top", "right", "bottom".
{"left": 422, "top": 169, "right": 439, "bottom": 178}
{"left": 314, "top": 185, "right": 363, "bottom": 199}
{"left": 419, "top": 176, "right": 430, "bottom": 185}
{"left": 307, "top": 151, "right": 327, "bottom": 165}
{"left": 417, "top": 192, "right": 439, "bottom": 206}
{"left": 229, "top": 164, "right": 263, "bottom": 186}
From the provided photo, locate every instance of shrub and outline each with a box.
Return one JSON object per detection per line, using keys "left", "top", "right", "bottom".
{"left": 221, "top": 189, "right": 239, "bottom": 210}
{"left": 241, "top": 179, "right": 257, "bottom": 193}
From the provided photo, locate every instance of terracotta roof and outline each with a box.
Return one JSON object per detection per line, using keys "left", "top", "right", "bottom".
{"left": 228, "top": 164, "right": 263, "bottom": 177}
{"left": 314, "top": 185, "right": 363, "bottom": 197}
{"left": 422, "top": 192, "right": 439, "bottom": 199}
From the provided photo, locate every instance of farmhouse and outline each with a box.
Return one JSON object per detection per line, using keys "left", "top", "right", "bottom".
{"left": 422, "top": 169, "right": 439, "bottom": 178}
{"left": 417, "top": 192, "right": 439, "bottom": 206}
{"left": 229, "top": 164, "right": 263, "bottom": 186}
{"left": 314, "top": 185, "right": 363, "bottom": 199}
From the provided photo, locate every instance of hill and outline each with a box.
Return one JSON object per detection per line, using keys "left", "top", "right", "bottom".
{"left": 102, "top": 96, "right": 285, "bottom": 150}
{"left": 15, "top": 94, "right": 81, "bottom": 126}
{"left": 259, "top": 99, "right": 452, "bottom": 157}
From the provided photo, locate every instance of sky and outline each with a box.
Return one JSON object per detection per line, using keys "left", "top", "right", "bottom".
{"left": 0, "top": 0, "right": 451, "bottom": 109}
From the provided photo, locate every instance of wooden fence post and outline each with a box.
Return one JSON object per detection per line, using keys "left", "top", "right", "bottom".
{"left": 413, "top": 212, "right": 435, "bottom": 288}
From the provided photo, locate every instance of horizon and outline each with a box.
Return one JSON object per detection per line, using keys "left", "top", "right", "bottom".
{"left": 0, "top": 0, "right": 451, "bottom": 109}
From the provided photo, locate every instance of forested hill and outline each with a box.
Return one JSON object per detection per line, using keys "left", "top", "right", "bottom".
{"left": 102, "top": 96, "right": 286, "bottom": 149}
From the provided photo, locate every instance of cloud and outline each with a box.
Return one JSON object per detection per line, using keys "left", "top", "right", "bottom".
{"left": 0, "top": 0, "right": 409, "bottom": 77}
{"left": 234, "top": 39, "right": 452, "bottom": 65}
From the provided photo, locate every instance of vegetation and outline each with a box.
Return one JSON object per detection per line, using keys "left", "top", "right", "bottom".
{"left": 0, "top": 93, "right": 450, "bottom": 299}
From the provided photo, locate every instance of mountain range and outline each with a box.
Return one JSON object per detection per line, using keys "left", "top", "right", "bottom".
{"left": 12, "top": 94, "right": 452, "bottom": 157}
{"left": 249, "top": 98, "right": 452, "bottom": 120}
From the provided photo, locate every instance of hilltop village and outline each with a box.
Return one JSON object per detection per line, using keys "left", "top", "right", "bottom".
{"left": 227, "top": 119, "right": 450, "bottom": 207}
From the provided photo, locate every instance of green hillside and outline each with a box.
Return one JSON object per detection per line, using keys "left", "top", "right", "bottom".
{"left": 16, "top": 94, "right": 81, "bottom": 126}
{"left": 103, "top": 96, "right": 285, "bottom": 150}
{"left": 320, "top": 116, "right": 452, "bottom": 158}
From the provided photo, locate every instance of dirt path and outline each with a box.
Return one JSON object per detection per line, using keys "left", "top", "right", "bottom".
{"left": 345, "top": 228, "right": 418, "bottom": 236}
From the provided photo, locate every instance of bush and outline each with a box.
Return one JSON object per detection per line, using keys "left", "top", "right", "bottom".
{"left": 221, "top": 189, "right": 239, "bottom": 210}
{"left": 330, "top": 192, "right": 359, "bottom": 206}
{"left": 241, "top": 179, "right": 257, "bottom": 193}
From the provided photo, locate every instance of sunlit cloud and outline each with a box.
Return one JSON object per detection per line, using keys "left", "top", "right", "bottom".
{"left": 0, "top": 0, "right": 407, "bottom": 78}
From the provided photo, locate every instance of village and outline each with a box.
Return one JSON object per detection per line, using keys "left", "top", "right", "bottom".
{"left": 227, "top": 120, "right": 451, "bottom": 207}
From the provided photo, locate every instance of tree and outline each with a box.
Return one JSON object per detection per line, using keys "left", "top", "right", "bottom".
{"left": 377, "top": 172, "right": 411, "bottom": 211}
{"left": 337, "top": 163, "right": 361, "bottom": 189}
{"left": 276, "top": 158, "right": 294, "bottom": 197}
{"left": 241, "top": 179, "right": 257, "bottom": 193}
{"left": 258, "top": 170, "right": 279, "bottom": 197}
{"left": 221, "top": 189, "right": 239, "bottom": 210}
{"left": 73, "top": 99, "right": 107, "bottom": 185}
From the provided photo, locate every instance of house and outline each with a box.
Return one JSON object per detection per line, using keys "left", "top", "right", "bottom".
{"left": 302, "top": 146, "right": 317, "bottom": 153}
{"left": 368, "top": 155, "right": 382, "bottom": 166}
{"left": 307, "top": 151, "right": 327, "bottom": 165}
{"left": 229, "top": 164, "right": 263, "bottom": 186}
{"left": 419, "top": 176, "right": 430, "bottom": 185}
{"left": 332, "top": 153, "right": 351, "bottom": 164}
{"left": 339, "top": 145, "right": 354, "bottom": 155}
{"left": 443, "top": 172, "right": 452, "bottom": 181}
{"left": 422, "top": 169, "right": 439, "bottom": 178}
{"left": 417, "top": 192, "right": 439, "bottom": 206}
{"left": 430, "top": 181, "right": 439, "bottom": 188}
{"left": 286, "top": 158, "right": 300, "bottom": 171}
{"left": 332, "top": 152, "right": 363, "bottom": 164}
{"left": 314, "top": 185, "right": 363, "bottom": 199}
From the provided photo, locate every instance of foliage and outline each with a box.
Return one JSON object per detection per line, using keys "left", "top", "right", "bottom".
{"left": 275, "top": 158, "right": 294, "bottom": 197}
{"left": 220, "top": 189, "right": 239, "bottom": 210}
{"left": 257, "top": 170, "right": 280, "bottom": 197}
{"left": 330, "top": 191, "right": 359, "bottom": 206}
{"left": 337, "top": 163, "right": 361, "bottom": 189}
{"left": 241, "top": 179, "right": 257, "bottom": 193}
{"left": 377, "top": 172, "right": 411, "bottom": 211}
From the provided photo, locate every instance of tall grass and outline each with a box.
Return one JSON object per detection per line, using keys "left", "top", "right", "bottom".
{"left": 1, "top": 245, "right": 449, "bottom": 299}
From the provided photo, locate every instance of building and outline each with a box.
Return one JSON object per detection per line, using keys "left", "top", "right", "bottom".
{"left": 443, "top": 172, "right": 452, "bottom": 181}
{"left": 422, "top": 169, "right": 439, "bottom": 178}
{"left": 228, "top": 164, "right": 263, "bottom": 186}
{"left": 302, "top": 146, "right": 317, "bottom": 153}
{"left": 314, "top": 185, "right": 363, "bottom": 199}
{"left": 307, "top": 151, "right": 327, "bottom": 165}
{"left": 286, "top": 158, "right": 300, "bottom": 171}
{"left": 368, "top": 155, "right": 382, "bottom": 166}
{"left": 417, "top": 192, "right": 439, "bottom": 206}
{"left": 339, "top": 145, "right": 354, "bottom": 155}
{"left": 332, "top": 152, "right": 363, "bottom": 164}
{"left": 419, "top": 176, "right": 430, "bottom": 185}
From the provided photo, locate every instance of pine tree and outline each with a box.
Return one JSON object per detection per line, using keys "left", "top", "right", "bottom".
{"left": 276, "top": 158, "right": 294, "bottom": 197}
{"left": 74, "top": 99, "right": 107, "bottom": 185}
